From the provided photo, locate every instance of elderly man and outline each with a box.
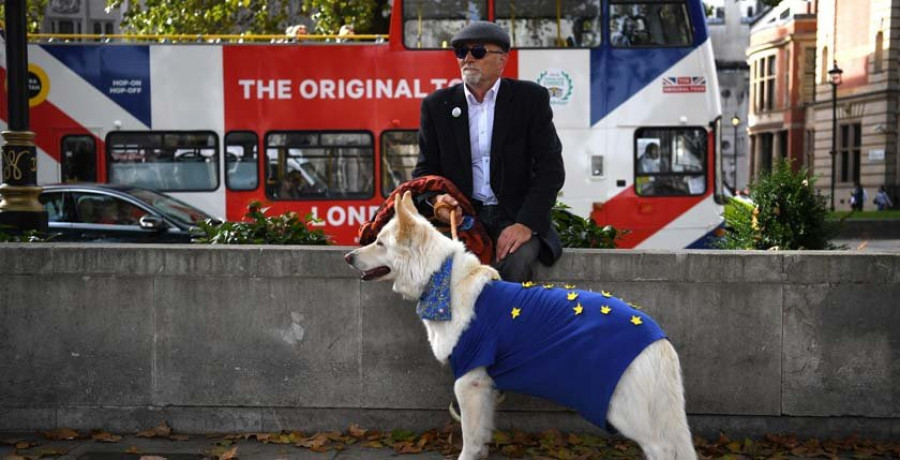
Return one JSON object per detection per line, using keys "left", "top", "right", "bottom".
{"left": 413, "top": 21, "right": 565, "bottom": 282}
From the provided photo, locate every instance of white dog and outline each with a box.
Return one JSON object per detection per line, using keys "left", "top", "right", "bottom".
{"left": 345, "top": 192, "right": 696, "bottom": 460}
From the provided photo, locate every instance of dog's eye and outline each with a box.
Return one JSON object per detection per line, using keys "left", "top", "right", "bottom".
{"left": 376, "top": 240, "right": 384, "bottom": 246}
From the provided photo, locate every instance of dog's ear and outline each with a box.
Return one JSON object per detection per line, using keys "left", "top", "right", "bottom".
{"left": 395, "top": 191, "right": 416, "bottom": 242}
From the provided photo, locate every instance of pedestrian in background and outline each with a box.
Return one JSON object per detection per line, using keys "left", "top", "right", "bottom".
{"left": 850, "top": 183, "right": 867, "bottom": 212}
{"left": 874, "top": 185, "right": 893, "bottom": 211}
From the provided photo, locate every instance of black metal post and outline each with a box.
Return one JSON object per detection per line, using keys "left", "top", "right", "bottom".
{"left": 830, "top": 80, "right": 837, "bottom": 211}
{"left": 0, "top": 0, "right": 47, "bottom": 233}
{"left": 733, "top": 122, "right": 738, "bottom": 191}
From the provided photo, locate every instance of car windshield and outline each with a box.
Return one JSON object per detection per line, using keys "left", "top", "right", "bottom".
{"left": 126, "top": 188, "right": 213, "bottom": 226}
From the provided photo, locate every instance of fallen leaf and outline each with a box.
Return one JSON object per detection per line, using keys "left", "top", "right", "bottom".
{"left": 137, "top": 422, "right": 172, "bottom": 438}
{"left": 220, "top": 445, "right": 238, "bottom": 460}
{"left": 126, "top": 446, "right": 140, "bottom": 454}
{"left": 91, "top": 431, "right": 122, "bottom": 443}
{"left": 41, "top": 428, "right": 79, "bottom": 441}
{"left": 347, "top": 424, "right": 366, "bottom": 439}
{"left": 14, "top": 442, "right": 35, "bottom": 450}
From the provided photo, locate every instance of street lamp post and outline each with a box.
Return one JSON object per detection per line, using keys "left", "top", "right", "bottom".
{"left": 731, "top": 114, "right": 741, "bottom": 192}
{"left": 828, "top": 61, "right": 843, "bottom": 211}
{"left": 0, "top": 0, "right": 47, "bottom": 233}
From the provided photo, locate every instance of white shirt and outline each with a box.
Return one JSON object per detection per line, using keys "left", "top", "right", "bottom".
{"left": 463, "top": 78, "right": 501, "bottom": 205}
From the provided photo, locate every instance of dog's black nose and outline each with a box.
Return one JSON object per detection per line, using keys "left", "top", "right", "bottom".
{"left": 344, "top": 251, "right": 355, "bottom": 264}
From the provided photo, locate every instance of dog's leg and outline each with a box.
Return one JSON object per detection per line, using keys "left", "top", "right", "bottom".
{"left": 454, "top": 367, "right": 495, "bottom": 460}
{"left": 607, "top": 340, "right": 697, "bottom": 460}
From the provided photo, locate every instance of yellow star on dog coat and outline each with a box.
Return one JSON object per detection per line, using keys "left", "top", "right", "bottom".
{"left": 573, "top": 303, "right": 584, "bottom": 315}
{"left": 521, "top": 281, "right": 536, "bottom": 288}
{"left": 630, "top": 315, "right": 643, "bottom": 326}
{"left": 567, "top": 291, "right": 579, "bottom": 301}
{"left": 601, "top": 290, "right": 612, "bottom": 298}
{"left": 601, "top": 306, "right": 612, "bottom": 315}
{"left": 564, "top": 284, "right": 576, "bottom": 289}
{"left": 543, "top": 283, "right": 555, "bottom": 289}
{"left": 511, "top": 307, "right": 522, "bottom": 319}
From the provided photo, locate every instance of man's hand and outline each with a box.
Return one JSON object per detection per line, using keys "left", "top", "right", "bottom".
{"left": 432, "top": 194, "right": 462, "bottom": 224}
{"left": 496, "top": 223, "right": 533, "bottom": 262}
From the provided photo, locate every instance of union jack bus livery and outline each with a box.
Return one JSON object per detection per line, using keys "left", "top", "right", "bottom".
{"left": 0, "top": 0, "right": 724, "bottom": 249}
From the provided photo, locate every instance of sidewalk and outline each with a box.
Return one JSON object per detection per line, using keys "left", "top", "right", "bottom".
{"left": 3, "top": 428, "right": 897, "bottom": 460}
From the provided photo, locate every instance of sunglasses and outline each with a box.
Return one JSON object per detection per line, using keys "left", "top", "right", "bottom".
{"left": 453, "top": 45, "right": 505, "bottom": 60}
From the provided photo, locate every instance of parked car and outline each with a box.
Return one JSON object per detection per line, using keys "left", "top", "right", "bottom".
{"left": 39, "top": 183, "right": 220, "bottom": 243}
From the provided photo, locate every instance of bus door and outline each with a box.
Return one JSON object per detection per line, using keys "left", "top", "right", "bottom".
{"left": 59, "top": 129, "right": 103, "bottom": 183}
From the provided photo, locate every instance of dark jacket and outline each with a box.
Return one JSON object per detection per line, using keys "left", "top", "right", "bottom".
{"left": 413, "top": 78, "right": 565, "bottom": 264}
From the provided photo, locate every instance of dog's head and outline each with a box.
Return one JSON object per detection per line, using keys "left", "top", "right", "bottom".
{"left": 344, "top": 191, "right": 456, "bottom": 299}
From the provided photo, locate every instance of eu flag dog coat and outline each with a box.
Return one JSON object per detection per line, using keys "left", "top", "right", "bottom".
{"left": 421, "top": 261, "right": 667, "bottom": 430}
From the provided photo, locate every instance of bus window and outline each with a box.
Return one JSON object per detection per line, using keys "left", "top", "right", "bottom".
{"left": 61, "top": 135, "right": 97, "bottom": 183}
{"left": 265, "top": 131, "right": 374, "bottom": 200}
{"left": 381, "top": 131, "right": 419, "bottom": 197}
{"left": 496, "top": 0, "right": 602, "bottom": 48}
{"left": 403, "top": 0, "right": 488, "bottom": 49}
{"left": 106, "top": 131, "right": 219, "bottom": 192}
{"left": 225, "top": 131, "right": 259, "bottom": 191}
{"left": 634, "top": 127, "right": 706, "bottom": 196}
{"left": 610, "top": 0, "right": 692, "bottom": 47}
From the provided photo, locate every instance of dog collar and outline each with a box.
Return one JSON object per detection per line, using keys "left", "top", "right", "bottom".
{"left": 417, "top": 256, "right": 453, "bottom": 321}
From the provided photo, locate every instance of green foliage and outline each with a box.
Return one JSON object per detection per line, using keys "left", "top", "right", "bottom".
{"left": 716, "top": 159, "right": 837, "bottom": 250}
{"left": 0, "top": 227, "right": 54, "bottom": 242}
{"left": 105, "top": 0, "right": 291, "bottom": 35}
{"left": 301, "top": 0, "right": 379, "bottom": 34}
{"left": 0, "top": 0, "right": 49, "bottom": 34}
{"left": 192, "top": 202, "right": 331, "bottom": 245}
{"left": 552, "top": 202, "right": 627, "bottom": 249}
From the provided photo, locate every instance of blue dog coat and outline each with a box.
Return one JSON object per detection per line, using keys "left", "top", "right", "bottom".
{"left": 447, "top": 279, "right": 667, "bottom": 429}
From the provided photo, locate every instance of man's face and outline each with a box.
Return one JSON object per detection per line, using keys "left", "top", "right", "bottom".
{"left": 456, "top": 41, "right": 508, "bottom": 90}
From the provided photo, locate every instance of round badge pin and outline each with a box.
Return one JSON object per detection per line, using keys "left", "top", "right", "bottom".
{"left": 451, "top": 107, "right": 462, "bottom": 118}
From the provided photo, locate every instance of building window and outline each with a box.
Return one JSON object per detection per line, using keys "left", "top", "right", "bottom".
{"left": 839, "top": 123, "right": 861, "bottom": 184}
{"left": 496, "top": 0, "right": 602, "bottom": 48}
{"left": 50, "top": 18, "right": 81, "bottom": 34}
{"left": 381, "top": 131, "right": 418, "bottom": 197}
{"left": 634, "top": 127, "right": 707, "bottom": 196}
{"left": 106, "top": 131, "right": 219, "bottom": 192}
{"left": 265, "top": 131, "right": 374, "bottom": 200}
{"left": 93, "top": 21, "right": 114, "bottom": 35}
{"left": 759, "top": 132, "right": 774, "bottom": 174}
{"left": 752, "top": 55, "right": 776, "bottom": 112}
{"left": 803, "top": 47, "right": 816, "bottom": 103}
{"left": 874, "top": 31, "right": 884, "bottom": 73}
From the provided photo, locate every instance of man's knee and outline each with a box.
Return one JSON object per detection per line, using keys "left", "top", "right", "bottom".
{"left": 495, "top": 238, "right": 540, "bottom": 282}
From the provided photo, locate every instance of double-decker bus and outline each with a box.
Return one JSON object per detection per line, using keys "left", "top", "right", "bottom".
{"left": 0, "top": 0, "right": 724, "bottom": 249}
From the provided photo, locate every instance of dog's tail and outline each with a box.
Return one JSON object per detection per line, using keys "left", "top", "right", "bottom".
{"left": 448, "top": 392, "right": 506, "bottom": 422}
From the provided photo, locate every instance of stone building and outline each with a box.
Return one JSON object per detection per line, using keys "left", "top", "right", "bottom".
{"left": 707, "top": 0, "right": 762, "bottom": 191}
{"left": 746, "top": 0, "right": 818, "bottom": 180}
{"left": 808, "top": 0, "right": 898, "bottom": 210}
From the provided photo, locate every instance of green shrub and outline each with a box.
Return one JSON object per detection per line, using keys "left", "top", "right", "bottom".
{"left": 716, "top": 159, "right": 837, "bottom": 250}
{"left": 0, "top": 227, "right": 54, "bottom": 242}
{"left": 552, "top": 202, "right": 627, "bottom": 249}
{"left": 193, "top": 201, "right": 331, "bottom": 245}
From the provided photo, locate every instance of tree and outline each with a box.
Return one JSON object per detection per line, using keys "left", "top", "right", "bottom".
{"left": 0, "top": 0, "right": 49, "bottom": 34}
{"left": 300, "top": 0, "right": 380, "bottom": 34}
{"left": 105, "top": 0, "right": 291, "bottom": 35}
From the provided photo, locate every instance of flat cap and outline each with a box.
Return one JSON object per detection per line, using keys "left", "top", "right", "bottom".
{"left": 450, "top": 21, "right": 510, "bottom": 51}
